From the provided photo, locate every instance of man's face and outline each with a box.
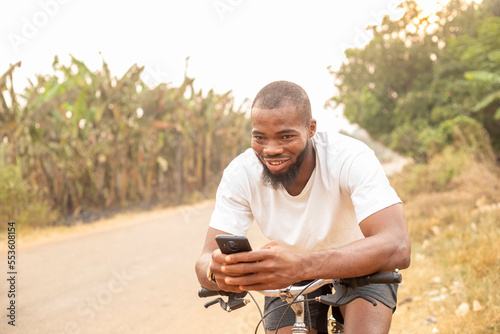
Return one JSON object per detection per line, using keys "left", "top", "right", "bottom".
{"left": 251, "top": 104, "right": 315, "bottom": 190}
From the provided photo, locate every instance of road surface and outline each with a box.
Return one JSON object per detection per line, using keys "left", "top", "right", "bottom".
{"left": 0, "top": 201, "right": 269, "bottom": 334}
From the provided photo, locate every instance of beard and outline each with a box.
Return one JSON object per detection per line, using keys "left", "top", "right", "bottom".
{"left": 256, "top": 140, "right": 311, "bottom": 190}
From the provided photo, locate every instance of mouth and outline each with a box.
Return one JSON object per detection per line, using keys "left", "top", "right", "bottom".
{"left": 264, "top": 158, "right": 290, "bottom": 172}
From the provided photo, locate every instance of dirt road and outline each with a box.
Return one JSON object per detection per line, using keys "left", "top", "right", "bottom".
{"left": 0, "top": 201, "right": 270, "bottom": 334}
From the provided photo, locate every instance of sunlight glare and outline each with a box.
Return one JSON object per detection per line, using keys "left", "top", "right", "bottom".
{"left": 417, "top": 0, "right": 448, "bottom": 18}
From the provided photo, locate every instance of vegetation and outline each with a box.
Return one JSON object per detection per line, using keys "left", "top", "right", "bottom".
{"left": 0, "top": 164, "right": 57, "bottom": 232}
{"left": 0, "top": 0, "right": 498, "bottom": 331}
{"left": 330, "top": 0, "right": 500, "bottom": 161}
{"left": 390, "top": 145, "right": 500, "bottom": 333}
{"left": 329, "top": 0, "right": 500, "bottom": 331}
{"left": 0, "top": 56, "right": 251, "bottom": 228}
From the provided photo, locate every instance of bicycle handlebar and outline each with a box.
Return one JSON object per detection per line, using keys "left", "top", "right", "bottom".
{"left": 258, "top": 271, "right": 402, "bottom": 297}
{"left": 341, "top": 271, "right": 402, "bottom": 289}
{"left": 259, "top": 278, "right": 331, "bottom": 297}
{"left": 198, "top": 271, "right": 402, "bottom": 311}
{"left": 198, "top": 289, "right": 248, "bottom": 299}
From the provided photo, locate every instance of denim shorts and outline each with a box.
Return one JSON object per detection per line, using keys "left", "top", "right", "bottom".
{"left": 263, "top": 282, "right": 398, "bottom": 333}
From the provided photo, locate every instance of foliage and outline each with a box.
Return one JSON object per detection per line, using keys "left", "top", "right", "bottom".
{"left": 390, "top": 150, "right": 500, "bottom": 333}
{"left": 330, "top": 0, "right": 500, "bottom": 161}
{"left": 0, "top": 57, "right": 251, "bottom": 219}
{"left": 0, "top": 164, "right": 58, "bottom": 231}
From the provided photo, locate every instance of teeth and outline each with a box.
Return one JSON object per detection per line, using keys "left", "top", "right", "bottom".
{"left": 269, "top": 161, "right": 283, "bottom": 165}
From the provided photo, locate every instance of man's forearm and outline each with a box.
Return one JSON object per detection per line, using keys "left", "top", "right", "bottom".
{"left": 300, "top": 203, "right": 411, "bottom": 281}
{"left": 301, "top": 234, "right": 410, "bottom": 281}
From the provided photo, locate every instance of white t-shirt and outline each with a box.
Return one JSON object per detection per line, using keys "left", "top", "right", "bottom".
{"left": 209, "top": 131, "right": 401, "bottom": 252}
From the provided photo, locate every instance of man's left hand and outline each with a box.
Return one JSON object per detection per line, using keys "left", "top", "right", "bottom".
{"left": 220, "top": 241, "right": 306, "bottom": 291}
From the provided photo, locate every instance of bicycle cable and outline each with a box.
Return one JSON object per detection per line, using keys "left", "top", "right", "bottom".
{"left": 276, "top": 280, "right": 318, "bottom": 334}
{"left": 253, "top": 298, "right": 319, "bottom": 334}
{"left": 247, "top": 292, "right": 265, "bottom": 330}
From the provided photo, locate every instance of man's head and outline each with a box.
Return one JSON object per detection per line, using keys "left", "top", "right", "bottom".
{"left": 251, "top": 81, "right": 312, "bottom": 125}
{"left": 251, "top": 81, "right": 316, "bottom": 191}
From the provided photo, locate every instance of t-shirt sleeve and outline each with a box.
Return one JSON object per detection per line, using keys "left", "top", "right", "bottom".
{"left": 344, "top": 150, "right": 402, "bottom": 223}
{"left": 209, "top": 168, "right": 254, "bottom": 236}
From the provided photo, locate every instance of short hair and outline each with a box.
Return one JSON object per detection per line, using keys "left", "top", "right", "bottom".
{"left": 251, "top": 81, "right": 312, "bottom": 125}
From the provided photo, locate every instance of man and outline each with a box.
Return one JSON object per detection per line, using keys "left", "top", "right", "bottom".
{"left": 195, "top": 81, "right": 411, "bottom": 333}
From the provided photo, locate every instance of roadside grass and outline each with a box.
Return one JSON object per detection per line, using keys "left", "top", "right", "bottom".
{"left": 390, "top": 149, "right": 500, "bottom": 333}
{"left": 0, "top": 165, "right": 59, "bottom": 236}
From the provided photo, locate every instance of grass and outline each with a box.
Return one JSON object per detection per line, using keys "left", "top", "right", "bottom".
{"left": 390, "top": 149, "right": 500, "bottom": 333}
{"left": 0, "top": 164, "right": 59, "bottom": 235}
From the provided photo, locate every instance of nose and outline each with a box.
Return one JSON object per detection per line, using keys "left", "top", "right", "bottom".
{"left": 263, "top": 140, "right": 284, "bottom": 156}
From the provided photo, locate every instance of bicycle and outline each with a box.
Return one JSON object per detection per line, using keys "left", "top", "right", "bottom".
{"left": 198, "top": 270, "right": 402, "bottom": 334}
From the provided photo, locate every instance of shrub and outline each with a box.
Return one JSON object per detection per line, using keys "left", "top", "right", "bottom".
{"left": 0, "top": 165, "right": 58, "bottom": 233}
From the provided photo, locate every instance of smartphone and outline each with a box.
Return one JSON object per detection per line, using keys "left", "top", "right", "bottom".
{"left": 216, "top": 235, "right": 252, "bottom": 254}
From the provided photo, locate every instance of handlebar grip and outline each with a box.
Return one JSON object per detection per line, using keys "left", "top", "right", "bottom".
{"left": 198, "top": 287, "right": 248, "bottom": 299}
{"left": 343, "top": 272, "right": 402, "bottom": 289}
{"left": 198, "top": 288, "right": 222, "bottom": 298}
{"left": 366, "top": 271, "right": 402, "bottom": 284}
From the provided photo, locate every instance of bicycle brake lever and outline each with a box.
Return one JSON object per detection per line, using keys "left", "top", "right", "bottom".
{"left": 227, "top": 293, "right": 250, "bottom": 311}
{"left": 203, "top": 293, "right": 250, "bottom": 312}
{"left": 203, "top": 298, "right": 224, "bottom": 309}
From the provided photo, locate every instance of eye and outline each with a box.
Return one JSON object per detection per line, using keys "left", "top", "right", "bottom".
{"left": 282, "top": 135, "right": 294, "bottom": 139}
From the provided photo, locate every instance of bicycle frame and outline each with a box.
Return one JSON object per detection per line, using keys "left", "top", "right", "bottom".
{"left": 260, "top": 279, "right": 334, "bottom": 333}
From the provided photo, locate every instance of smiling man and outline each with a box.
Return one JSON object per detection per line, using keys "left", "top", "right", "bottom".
{"left": 195, "top": 81, "right": 411, "bottom": 333}
{"left": 252, "top": 100, "right": 315, "bottom": 195}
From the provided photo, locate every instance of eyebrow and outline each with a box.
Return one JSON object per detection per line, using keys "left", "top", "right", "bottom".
{"left": 252, "top": 129, "right": 299, "bottom": 135}
{"left": 276, "top": 129, "right": 299, "bottom": 135}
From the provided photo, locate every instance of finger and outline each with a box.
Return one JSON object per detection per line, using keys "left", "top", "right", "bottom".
{"left": 212, "top": 249, "right": 226, "bottom": 264}
{"left": 223, "top": 272, "right": 273, "bottom": 287}
{"left": 237, "top": 278, "right": 287, "bottom": 291}
{"left": 224, "top": 249, "right": 272, "bottom": 263}
{"left": 215, "top": 275, "right": 244, "bottom": 293}
{"left": 218, "top": 283, "right": 244, "bottom": 293}
{"left": 221, "top": 261, "right": 261, "bottom": 276}
{"left": 239, "top": 283, "right": 279, "bottom": 291}
{"left": 209, "top": 259, "right": 223, "bottom": 274}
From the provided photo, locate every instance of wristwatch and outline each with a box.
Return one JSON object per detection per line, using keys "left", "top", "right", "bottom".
{"left": 207, "top": 260, "right": 217, "bottom": 284}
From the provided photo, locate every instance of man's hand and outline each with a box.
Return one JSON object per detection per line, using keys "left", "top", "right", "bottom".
{"left": 210, "top": 248, "right": 246, "bottom": 293}
{"left": 214, "top": 241, "right": 306, "bottom": 291}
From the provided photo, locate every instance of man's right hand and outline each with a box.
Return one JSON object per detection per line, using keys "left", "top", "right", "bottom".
{"left": 211, "top": 248, "right": 249, "bottom": 293}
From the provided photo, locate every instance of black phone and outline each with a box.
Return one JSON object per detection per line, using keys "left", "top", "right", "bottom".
{"left": 216, "top": 235, "right": 252, "bottom": 254}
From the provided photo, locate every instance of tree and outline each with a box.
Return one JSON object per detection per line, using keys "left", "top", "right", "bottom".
{"left": 0, "top": 56, "right": 251, "bottom": 218}
{"left": 329, "top": 0, "right": 500, "bottom": 161}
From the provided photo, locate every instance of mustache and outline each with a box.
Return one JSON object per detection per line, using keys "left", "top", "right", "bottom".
{"left": 260, "top": 154, "right": 289, "bottom": 159}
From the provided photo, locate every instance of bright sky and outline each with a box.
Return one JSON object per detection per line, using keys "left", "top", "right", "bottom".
{"left": 0, "top": 0, "right": 446, "bottom": 131}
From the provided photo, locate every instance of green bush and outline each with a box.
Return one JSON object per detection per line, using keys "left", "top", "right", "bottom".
{"left": 0, "top": 165, "right": 58, "bottom": 232}
{"left": 393, "top": 115, "right": 495, "bottom": 163}
{"left": 399, "top": 146, "right": 469, "bottom": 195}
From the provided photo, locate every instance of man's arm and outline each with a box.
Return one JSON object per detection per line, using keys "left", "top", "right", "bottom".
{"left": 218, "top": 203, "right": 410, "bottom": 291}
{"left": 301, "top": 202, "right": 411, "bottom": 279}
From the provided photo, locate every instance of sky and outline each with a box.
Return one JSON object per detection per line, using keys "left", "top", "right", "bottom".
{"left": 0, "top": 0, "right": 446, "bottom": 131}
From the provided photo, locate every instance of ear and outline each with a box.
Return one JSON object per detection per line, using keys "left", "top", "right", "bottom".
{"left": 307, "top": 119, "right": 317, "bottom": 138}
